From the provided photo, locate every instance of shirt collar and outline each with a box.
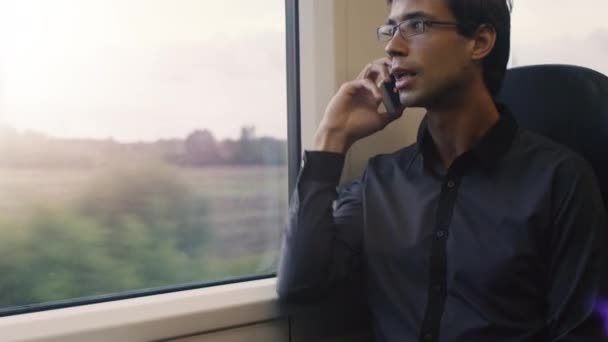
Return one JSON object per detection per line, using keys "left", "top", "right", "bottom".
{"left": 416, "top": 103, "right": 519, "bottom": 170}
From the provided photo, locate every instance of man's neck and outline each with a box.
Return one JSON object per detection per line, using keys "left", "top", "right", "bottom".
{"left": 425, "top": 84, "right": 500, "bottom": 169}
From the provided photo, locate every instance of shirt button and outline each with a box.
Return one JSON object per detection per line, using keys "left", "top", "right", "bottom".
{"left": 447, "top": 180, "right": 456, "bottom": 188}
{"left": 436, "top": 230, "right": 447, "bottom": 238}
{"left": 423, "top": 333, "right": 433, "bottom": 341}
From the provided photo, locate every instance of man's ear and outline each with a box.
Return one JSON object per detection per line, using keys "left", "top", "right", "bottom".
{"left": 470, "top": 24, "right": 497, "bottom": 61}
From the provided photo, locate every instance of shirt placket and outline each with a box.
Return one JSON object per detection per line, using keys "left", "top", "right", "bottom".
{"left": 419, "top": 161, "right": 466, "bottom": 342}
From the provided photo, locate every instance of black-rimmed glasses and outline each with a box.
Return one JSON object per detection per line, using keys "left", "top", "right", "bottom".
{"left": 377, "top": 19, "right": 458, "bottom": 42}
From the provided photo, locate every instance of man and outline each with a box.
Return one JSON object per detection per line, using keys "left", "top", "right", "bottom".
{"left": 277, "top": 0, "right": 607, "bottom": 341}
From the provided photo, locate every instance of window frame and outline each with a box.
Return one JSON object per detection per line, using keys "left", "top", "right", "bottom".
{"left": 0, "top": 1, "right": 384, "bottom": 340}
{"left": 0, "top": 278, "right": 284, "bottom": 342}
{"left": 0, "top": 0, "right": 301, "bottom": 318}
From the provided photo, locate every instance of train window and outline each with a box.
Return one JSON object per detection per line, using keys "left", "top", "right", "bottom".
{"left": 510, "top": 0, "right": 608, "bottom": 75}
{"left": 0, "top": 0, "right": 290, "bottom": 315}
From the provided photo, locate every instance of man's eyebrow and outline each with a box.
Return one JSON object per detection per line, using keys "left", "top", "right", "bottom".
{"left": 386, "top": 11, "right": 434, "bottom": 25}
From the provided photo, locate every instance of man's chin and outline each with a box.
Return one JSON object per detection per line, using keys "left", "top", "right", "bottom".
{"left": 399, "top": 91, "right": 425, "bottom": 108}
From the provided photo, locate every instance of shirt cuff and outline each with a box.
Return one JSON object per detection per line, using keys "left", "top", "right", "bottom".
{"left": 299, "top": 151, "right": 345, "bottom": 183}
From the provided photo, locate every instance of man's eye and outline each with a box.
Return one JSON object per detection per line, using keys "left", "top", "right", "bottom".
{"left": 381, "top": 26, "right": 395, "bottom": 35}
{"left": 378, "top": 26, "right": 396, "bottom": 40}
{"left": 408, "top": 20, "right": 424, "bottom": 31}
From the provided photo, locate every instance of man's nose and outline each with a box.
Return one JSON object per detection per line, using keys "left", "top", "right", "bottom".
{"left": 384, "top": 33, "right": 409, "bottom": 58}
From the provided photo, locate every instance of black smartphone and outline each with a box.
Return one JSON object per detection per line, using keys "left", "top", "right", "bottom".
{"left": 380, "top": 74, "right": 401, "bottom": 117}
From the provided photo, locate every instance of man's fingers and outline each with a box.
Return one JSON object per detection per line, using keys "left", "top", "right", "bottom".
{"left": 357, "top": 63, "right": 379, "bottom": 81}
{"left": 357, "top": 59, "right": 391, "bottom": 83}
{"left": 376, "top": 68, "right": 391, "bottom": 84}
{"left": 376, "top": 109, "right": 404, "bottom": 126}
{"left": 358, "top": 79, "right": 384, "bottom": 103}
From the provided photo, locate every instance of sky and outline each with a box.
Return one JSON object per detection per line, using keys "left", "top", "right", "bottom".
{"left": 0, "top": 0, "right": 607, "bottom": 142}
{"left": 0, "top": 0, "right": 286, "bottom": 141}
{"left": 509, "top": 0, "right": 608, "bottom": 72}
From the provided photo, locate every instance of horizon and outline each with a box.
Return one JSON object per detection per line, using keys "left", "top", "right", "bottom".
{"left": 0, "top": 123, "right": 286, "bottom": 144}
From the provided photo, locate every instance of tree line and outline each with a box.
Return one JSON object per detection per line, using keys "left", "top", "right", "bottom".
{"left": 0, "top": 125, "right": 287, "bottom": 169}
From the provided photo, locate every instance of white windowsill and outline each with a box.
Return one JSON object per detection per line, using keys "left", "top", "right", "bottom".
{"left": 0, "top": 278, "right": 282, "bottom": 342}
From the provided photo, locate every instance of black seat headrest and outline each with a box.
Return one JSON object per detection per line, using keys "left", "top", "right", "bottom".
{"left": 496, "top": 64, "right": 608, "bottom": 210}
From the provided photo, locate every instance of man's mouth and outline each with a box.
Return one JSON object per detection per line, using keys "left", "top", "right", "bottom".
{"left": 392, "top": 68, "right": 418, "bottom": 90}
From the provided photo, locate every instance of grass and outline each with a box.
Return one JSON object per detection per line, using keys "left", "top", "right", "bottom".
{"left": 0, "top": 164, "right": 289, "bottom": 260}
{"left": 0, "top": 164, "right": 289, "bottom": 309}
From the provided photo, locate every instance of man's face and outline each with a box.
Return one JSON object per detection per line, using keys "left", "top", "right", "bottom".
{"left": 386, "top": 0, "right": 475, "bottom": 109}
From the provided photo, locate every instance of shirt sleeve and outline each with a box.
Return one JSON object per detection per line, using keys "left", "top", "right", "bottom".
{"left": 276, "top": 151, "right": 364, "bottom": 302}
{"left": 546, "top": 156, "right": 607, "bottom": 341}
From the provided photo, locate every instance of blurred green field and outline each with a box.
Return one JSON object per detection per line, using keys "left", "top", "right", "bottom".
{"left": 0, "top": 164, "right": 288, "bottom": 310}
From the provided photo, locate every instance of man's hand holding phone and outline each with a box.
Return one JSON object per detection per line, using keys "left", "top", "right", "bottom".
{"left": 314, "top": 57, "right": 405, "bottom": 154}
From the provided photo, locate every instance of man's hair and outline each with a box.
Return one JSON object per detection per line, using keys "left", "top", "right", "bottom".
{"left": 387, "top": 0, "right": 513, "bottom": 96}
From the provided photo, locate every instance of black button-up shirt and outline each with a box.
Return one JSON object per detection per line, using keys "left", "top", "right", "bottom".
{"left": 277, "top": 105, "right": 607, "bottom": 341}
